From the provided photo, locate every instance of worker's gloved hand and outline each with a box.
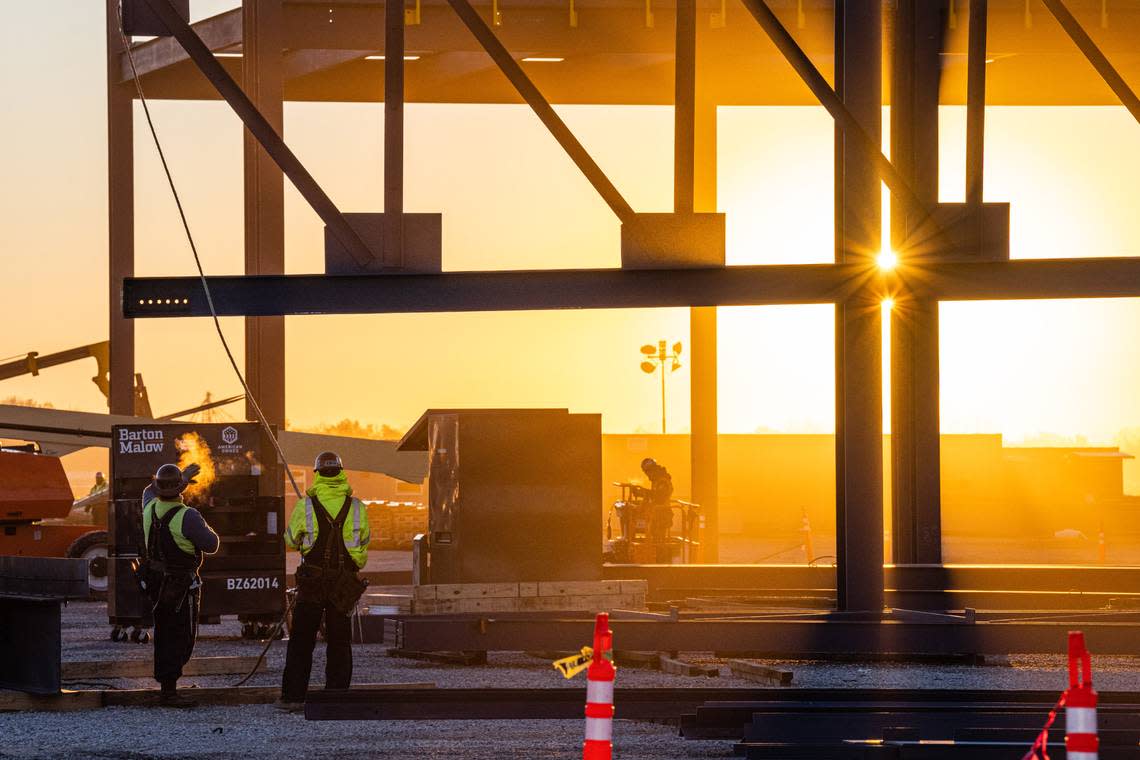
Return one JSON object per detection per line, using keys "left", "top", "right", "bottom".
{"left": 181, "top": 462, "right": 201, "bottom": 485}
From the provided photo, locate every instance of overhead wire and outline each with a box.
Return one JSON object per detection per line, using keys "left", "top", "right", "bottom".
{"left": 116, "top": 9, "right": 303, "bottom": 502}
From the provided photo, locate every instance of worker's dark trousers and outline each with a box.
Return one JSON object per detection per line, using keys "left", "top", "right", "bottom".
{"left": 281, "top": 598, "right": 352, "bottom": 702}
{"left": 153, "top": 587, "right": 200, "bottom": 688}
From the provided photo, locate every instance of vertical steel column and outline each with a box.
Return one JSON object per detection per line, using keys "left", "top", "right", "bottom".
{"left": 890, "top": 0, "right": 944, "bottom": 565}
{"left": 691, "top": 91, "right": 719, "bottom": 561}
{"left": 674, "top": 0, "right": 696, "bottom": 214}
{"left": 955, "top": 0, "right": 988, "bottom": 570}
{"left": 385, "top": 0, "right": 405, "bottom": 266}
{"left": 242, "top": 0, "right": 286, "bottom": 426}
{"left": 834, "top": 0, "right": 884, "bottom": 611}
{"left": 965, "top": 0, "right": 988, "bottom": 207}
{"left": 679, "top": 0, "right": 719, "bottom": 560}
{"left": 107, "top": 0, "right": 136, "bottom": 416}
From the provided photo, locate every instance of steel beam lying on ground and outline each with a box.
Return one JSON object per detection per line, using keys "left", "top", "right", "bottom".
{"left": 123, "top": 256, "right": 1140, "bottom": 319}
{"left": 305, "top": 687, "right": 777, "bottom": 721}
{"left": 370, "top": 615, "right": 1140, "bottom": 655}
{"left": 605, "top": 563, "right": 1140, "bottom": 594}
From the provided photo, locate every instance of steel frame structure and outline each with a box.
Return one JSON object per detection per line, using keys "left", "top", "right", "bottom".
{"left": 110, "top": 0, "right": 1140, "bottom": 612}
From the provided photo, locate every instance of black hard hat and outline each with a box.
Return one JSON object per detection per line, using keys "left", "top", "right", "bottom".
{"left": 314, "top": 450, "right": 343, "bottom": 476}
{"left": 153, "top": 464, "right": 186, "bottom": 499}
{"left": 640, "top": 457, "right": 656, "bottom": 471}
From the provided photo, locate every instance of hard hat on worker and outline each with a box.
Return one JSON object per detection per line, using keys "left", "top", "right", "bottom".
{"left": 640, "top": 457, "right": 657, "bottom": 472}
{"left": 314, "top": 451, "right": 344, "bottom": 476}
{"left": 152, "top": 463, "right": 186, "bottom": 499}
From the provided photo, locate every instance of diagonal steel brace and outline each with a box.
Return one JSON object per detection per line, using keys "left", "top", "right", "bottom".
{"left": 738, "top": 0, "right": 931, "bottom": 222}
{"left": 445, "top": 0, "right": 636, "bottom": 224}
{"left": 1039, "top": 0, "right": 1140, "bottom": 126}
{"left": 137, "top": 0, "right": 376, "bottom": 267}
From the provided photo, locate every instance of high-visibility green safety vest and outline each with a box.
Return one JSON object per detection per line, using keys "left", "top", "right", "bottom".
{"left": 142, "top": 498, "right": 196, "bottom": 557}
{"left": 284, "top": 472, "right": 370, "bottom": 569}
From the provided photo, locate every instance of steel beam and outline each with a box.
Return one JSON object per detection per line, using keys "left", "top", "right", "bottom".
{"left": 738, "top": 0, "right": 928, "bottom": 221}
{"left": 138, "top": 0, "right": 376, "bottom": 267}
{"left": 107, "top": 0, "right": 136, "bottom": 416}
{"left": 122, "top": 257, "right": 1140, "bottom": 319}
{"left": 604, "top": 562, "right": 1140, "bottom": 595}
{"left": 966, "top": 0, "right": 988, "bottom": 207}
{"left": 378, "top": 615, "right": 1140, "bottom": 656}
{"left": 1040, "top": 0, "right": 1140, "bottom": 125}
{"left": 443, "top": 0, "right": 636, "bottom": 223}
{"left": 687, "top": 6, "right": 719, "bottom": 561}
{"left": 305, "top": 687, "right": 778, "bottom": 722}
{"left": 385, "top": 0, "right": 406, "bottom": 266}
{"left": 124, "top": 264, "right": 875, "bottom": 317}
{"left": 833, "top": 0, "right": 884, "bottom": 613}
{"left": 117, "top": 8, "right": 242, "bottom": 82}
{"left": 889, "top": 1, "right": 945, "bottom": 566}
{"left": 118, "top": 3, "right": 1140, "bottom": 108}
{"left": 242, "top": 0, "right": 287, "bottom": 427}
{"left": 674, "top": 0, "right": 696, "bottom": 214}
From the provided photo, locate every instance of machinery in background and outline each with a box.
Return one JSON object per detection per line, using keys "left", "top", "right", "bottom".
{"left": 0, "top": 341, "right": 152, "bottom": 417}
{"left": 605, "top": 481, "right": 701, "bottom": 564}
{"left": 398, "top": 409, "right": 602, "bottom": 585}
{"left": 0, "top": 445, "right": 110, "bottom": 598}
{"left": 108, "top": 422, "right": 285, "bottom": 642}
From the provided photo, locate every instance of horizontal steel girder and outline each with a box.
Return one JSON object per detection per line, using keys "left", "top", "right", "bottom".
{"left": 120, "top": 2, "right": 1140, "bottom": 107}
{"left": 376, "top": 615, "right": 1140, "bottom": 655}
{"left": 123, "top": 257, "right": 1140, "bottom": 318}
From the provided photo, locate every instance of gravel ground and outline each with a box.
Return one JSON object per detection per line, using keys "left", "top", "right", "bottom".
{"left": 3, "top": 600, "right": 1136, "bottom": 758}
{"left": 0, "top": 707, "right": 735, "bottom": 760}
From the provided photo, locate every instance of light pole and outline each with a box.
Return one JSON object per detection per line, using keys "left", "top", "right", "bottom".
{"left": 639, "top": 340, "right": 683, "bottom": 434}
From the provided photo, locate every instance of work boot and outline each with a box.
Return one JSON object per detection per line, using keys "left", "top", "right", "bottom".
{"left": 273, "top": 698, "right": 304, "bottom": 714}
{"left": 159, "top": 685, "right": 197, "bottom": 709}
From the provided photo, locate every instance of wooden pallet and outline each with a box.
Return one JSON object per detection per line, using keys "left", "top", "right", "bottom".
{"left": 411, "top": 579, "right": 648, "bottom": 615}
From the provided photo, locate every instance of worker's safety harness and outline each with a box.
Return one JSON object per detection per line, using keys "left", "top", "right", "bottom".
{"left": 294, "top": 494, "right": 368, "bottom": 615}
{"left": 134, "top": 503, "right": 198, "bottom": 612}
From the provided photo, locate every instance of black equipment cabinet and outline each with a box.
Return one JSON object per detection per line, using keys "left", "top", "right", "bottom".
{"left": 398, "top": 409, "right": 602, "bottom": 584}
{"left": 108, "top": 422, "right": 285, "bottom": 629}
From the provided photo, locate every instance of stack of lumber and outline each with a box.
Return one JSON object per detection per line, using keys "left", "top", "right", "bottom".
{"left": 412, "top": 580, "right": 648, "bottom": 614}
{"left": 365, "top": 501, "right": 427, "bottom": 549}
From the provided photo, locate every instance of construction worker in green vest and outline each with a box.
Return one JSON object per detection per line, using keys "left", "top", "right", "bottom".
{"left": 141, "top": 462, "right": 219, "bottom": 708}
{"left": 277, "top": 451, "right": 370, "bottom": 711}
{"left": 89, "top": 471, "right": 107, "bottom": 495}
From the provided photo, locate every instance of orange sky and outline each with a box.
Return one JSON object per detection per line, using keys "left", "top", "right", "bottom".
{"left": 3, "top": 4, "right": 1140, "bottom": 457}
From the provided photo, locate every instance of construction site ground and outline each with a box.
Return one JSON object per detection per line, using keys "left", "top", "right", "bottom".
{"left": 2, "top": 586, "right": 1139, "bottom": 760}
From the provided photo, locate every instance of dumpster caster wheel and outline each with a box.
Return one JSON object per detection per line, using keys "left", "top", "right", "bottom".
{"left": 111, "top": 626, "right": 126, "bottom": 642}
{"left": 130, "top": 627, "right": 150, "bottom": 644}
{"left": 240, "top": 622, "right": 255, "bottom": 640}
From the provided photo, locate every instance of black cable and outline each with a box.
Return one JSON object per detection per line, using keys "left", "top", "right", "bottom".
{"left": 115, "top": 10, "right": 302, "bottom": 503}
{"left": 231, "top": 589, "right": 298, "bottom": 688}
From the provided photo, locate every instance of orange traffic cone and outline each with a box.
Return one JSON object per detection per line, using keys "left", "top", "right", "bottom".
{"left": 1066, "top": 631, "right": 1099, "bottom": 759}
{"left": 583, "top": 613, "right": 615, "bottom": 760}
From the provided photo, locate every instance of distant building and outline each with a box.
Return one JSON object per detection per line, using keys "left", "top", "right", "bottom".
{"left": 602, "top": 434, "right": 1139, "bottom": 543}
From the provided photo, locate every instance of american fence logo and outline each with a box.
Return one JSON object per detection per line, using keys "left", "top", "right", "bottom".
{"left": 219, "top": 425, "right": 241, "bottom": 454}
{"left": 119, "top": 428, "right": 164, "bottom": 454}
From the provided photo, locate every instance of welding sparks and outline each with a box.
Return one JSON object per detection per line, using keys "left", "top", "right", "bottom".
{"left": 176, "top": 432, "right": 216, "bottom": 502}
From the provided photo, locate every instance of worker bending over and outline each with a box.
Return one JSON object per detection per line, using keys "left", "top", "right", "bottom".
{"left": 278, "top": 451, "right": 370, "bottom": 711}
{"left": 639, "top": 457, "right": 675, "bottom": 542}
{"left": 141, "top": 463, "right": 220, "bottom": 708}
